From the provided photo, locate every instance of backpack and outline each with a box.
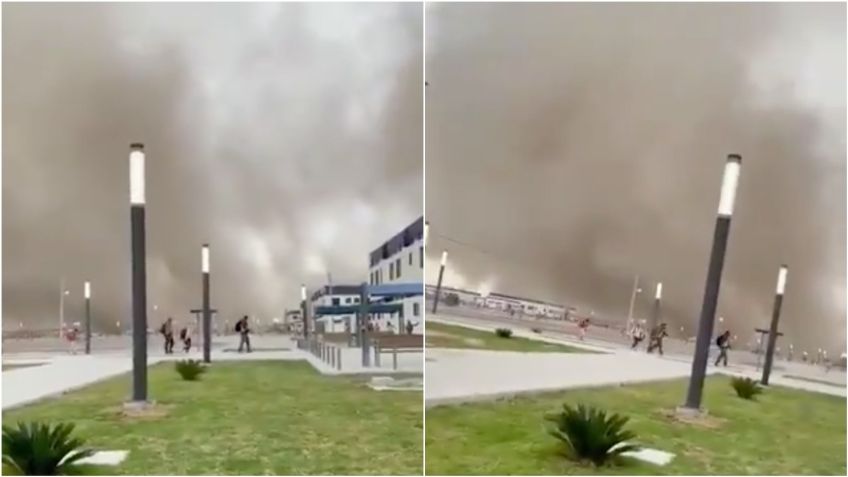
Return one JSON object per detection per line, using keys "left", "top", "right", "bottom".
{"left": 159, "top": 323, "right": 167, "bottom": 335}
{"left": 235, "top": 321, "right": 243, "bottom": 333}
{"left": 716, "top": 335, "right": 726, "bottom": 347}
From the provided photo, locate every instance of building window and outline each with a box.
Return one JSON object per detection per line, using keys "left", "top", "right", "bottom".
{"left": 354, "top": 297, "right": 360, "bottom": 304}
{"left": 345, "top": 297, "right": 352, "bottom": 304}
{"left": 396, "top": 258, "right": 402, "bottom": 278}
{"left": 413, "top": 302, "right": 420, "bottom": 317}
{"left": 409, "top": 252, "right": 413, "bottom": 266}
{"left": 389, "top": 262, "right": 394, "bottom": 280}
{"left": 419, "top": 246, "right": 423, "bottom": 268}
{"left": 331, "top": 298, "right": 340, "bottom": 306}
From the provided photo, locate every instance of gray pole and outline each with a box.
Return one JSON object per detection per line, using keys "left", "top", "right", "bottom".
{"left": 84, "top": 282, "right": 91, "bottom": 354}
{"left": 359, "top": 282, "right": 370, "bottom": 367}
{"left": 432, "top": 250, "right": 448, "bottom": 313}
{"left": 129, "top": 143, "right": 148, "bottom": 403}
{"left": 626, "top": 275, "right": 640, "bottom": 331}
{"left": 761, "top": 265, "right": 788, "bottom": 385}
{"left": 301, "top": 284, "right": 309, "bottom": 340}
{"left": 650, "top": 282, "right": 662, "bottom": 331}
{"left": 682, "top": 154, "right": 741, "bottom": 412}
{"left": 202, "top": 244, "right": 211, "bottom": 363}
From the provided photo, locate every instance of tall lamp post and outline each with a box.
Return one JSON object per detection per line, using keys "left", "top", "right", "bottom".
{"left": 301, "top": 284, "right": 309, "bottom": 339}
{"left": 650, "top": 282, "right": 663, "bottom": 330}
{"left": 84, "top": 281, "right": 91, "bottom": 354}
{"left": 432, "top": 250, "right": 448, "bottom": 313}
{"left": 625, "top": 275, "right": 641, "bottom": 332}
{"left": 59, "top": 280, "right": 70, "bottom": 338}
{"left": 202, "top": 243, "right": 211, "bottom": 363}
{"left": 682, "top": 154, "right": 741, "bottom": 413}
{"left": 761, "top": 264, "right": 788, "bottom": 385}
{"left": 129, "top": 142, "right": 148, "bottom": 404}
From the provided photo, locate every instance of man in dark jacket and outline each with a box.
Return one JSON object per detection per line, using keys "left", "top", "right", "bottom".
{"left": 237, "top": 316, "right": 252, "bottom": 353}
{"left": 714, "top": 330, "right": 731, "bottom": 366}
{"left": 647, "top": 323, "right": 668, "bottom": 355}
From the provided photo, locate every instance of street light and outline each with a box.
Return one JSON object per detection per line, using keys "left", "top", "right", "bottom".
{"left": 202, "top": 243, "right": 211, "bottom": 363}
{"left": 59, "top": 280, "right": 70, "bottom": 338}
{"left": 84, "top": 281, "right": 92, "bottom": 354}
{"left": 682, "top": 153, "right": 742, "bottom": 414}
{"left": 625, "top": 275, "right": 641, "bottom": 331}
{"left": 432, "top": 250, "right": 448, "bottom": 313}
{"left": 301, "top": 284, "right": 309, "bottom": 339}
{"left": 762, "top": 264, "right": 788, "bottom": 385}
{"left": 129, "top": 142, "right": 149, "bottom": 405}
{"left": 650, "top": 282, "right": 662, "bottom": 330}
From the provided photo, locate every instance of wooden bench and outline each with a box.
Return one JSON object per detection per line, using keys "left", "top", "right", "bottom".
{"left": 374, "top": 334, "right": 423, "bottom": 370}
{"left": 320, "top": 332, "right": 353, "bottom": 346}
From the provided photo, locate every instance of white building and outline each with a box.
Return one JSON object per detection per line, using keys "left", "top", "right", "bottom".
{"left": 427, "top": 283, "right": 567, "bottom": 319}
{"left": 310, "top": 285, "right": 361, "bottom": 333}
{"left": 368, "top": 217, "right": 424, "bottom": 332}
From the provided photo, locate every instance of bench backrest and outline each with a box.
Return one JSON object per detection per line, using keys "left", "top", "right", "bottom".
{"left": 320, "top": 332, "right": 352, "bottom": 343}
{"left": 376, "top": 334, "right": 423, "bottom": 349}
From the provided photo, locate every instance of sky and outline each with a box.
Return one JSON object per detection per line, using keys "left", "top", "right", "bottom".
{"left": 425, "top": 2, "right": 846, "bottom": 353}
{"left": 2, "top": 3, "right": 423, "bottom": 330}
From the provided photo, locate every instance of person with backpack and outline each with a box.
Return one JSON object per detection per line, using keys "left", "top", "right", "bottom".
{"left": 647, "top": 323, "right": 668, "bottom": 355}
{"left": 630, "top": 322, "right": 647, "bottom": 350}
{"left": 179, "top": 327, "right": 192, "bottom": 353}
{"left": 714, "top": 330, "right": 731, "bottom": 366}
{"left": 160, "top": 317, "right": 175, "bottom": 354}
{"left": 236, "top": 315, "right": 251, "bottom": 353}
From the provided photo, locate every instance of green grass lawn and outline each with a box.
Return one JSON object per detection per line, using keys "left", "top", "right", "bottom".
{"left": 426, "top": 321, "right": 586, "bottom": 353}
{"left": 425, "top": 376, "right": 846, "bottom": 475}
{"left": 3, "top": 361, "right": 422, "bottom": 475}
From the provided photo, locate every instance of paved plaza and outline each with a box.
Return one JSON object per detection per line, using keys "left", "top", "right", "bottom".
{"left": 2, "top": 333, "right": 422, "bottom": 411}
{"left": 426, "top": 313, "right": 846, "bottom": 405}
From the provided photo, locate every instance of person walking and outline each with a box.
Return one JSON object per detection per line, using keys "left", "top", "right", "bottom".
{"left": 159, "top": 317, "right": 175, "bottom": 354}
{"left": 406, "top": 320, "right": 414, "bottom": 335}
{"left": 578, "top": 318, "right": 590, "bottom": 341}
{"left": 179, "top": 327, "right": 192, "bottom": 353}
{"left": 65, "top": 324, "right": 79, "bottom": 355}
{"left": 647, "top": 323, "right": 668, "bottom": 355}
{"left": 714, "top": 330, "right": 731, "bottom": 366}
{"left": 236, "top": 315, "right": 252, "bottom": 353}
{"left": 630, "top": 322, "right": 646, "bottom": 350}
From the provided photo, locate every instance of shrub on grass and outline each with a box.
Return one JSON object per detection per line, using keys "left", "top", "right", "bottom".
{"left": 495, "top": 328, "right": 513, "bottom": 338}
{"left": 545, "top": 403, "right": 639, "bottom": 467}
{"left": 2, "top": 422, "right": 94, "bottom": 475}
{"left": 531, "top": 328, "right": 542, "bottom": 334}
{"left": 175, "top": 359, "right": 206, "bottom": 381}
{"left": 731, "top": 376, "right": 763, "bottom": 400}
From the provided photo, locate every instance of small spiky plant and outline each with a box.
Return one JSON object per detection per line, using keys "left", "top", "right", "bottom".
{"left": 495, "top": 328, "right": 513, "bottom": 339}
{"left": 174, "top": 359, "right": 206, "bottom": 381}
{"left": 546, "top": 403, "right": 639, "bottom": 467}
{"left": 2, "top": 422, "right": 94, "bottom": 475}
{"left": 731, "top": 376, "right": 763, "bottom": 400}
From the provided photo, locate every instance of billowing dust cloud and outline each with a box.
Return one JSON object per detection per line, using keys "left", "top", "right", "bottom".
{"left": 3, "top": 3, "right": 422, "bottom": 330}
{"left": 425, "top": 3, "right": 845, "bottom": 352}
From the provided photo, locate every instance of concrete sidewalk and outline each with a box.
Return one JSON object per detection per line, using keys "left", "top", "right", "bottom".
{"left": 425, "top": 347, "right": 693, "bottom": 406}
{"left": 3, "top": 334, "right": 422, "bottom": 411}
{"left": 426, "top": 315, "right": 846, "bottom": 405}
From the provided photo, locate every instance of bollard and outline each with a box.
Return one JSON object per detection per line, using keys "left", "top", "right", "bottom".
{"left": 337, "top": 347, "right": 342, "bottom": 371}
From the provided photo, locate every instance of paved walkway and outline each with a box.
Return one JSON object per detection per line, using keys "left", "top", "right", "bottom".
{"left": 426, "top": 315, "right": 846, "bottom": 406}
{"left": 3, "top": 334, "right": 421, "bottom": 411}
{"left": 425, "top": 348, "right": 693, "bottom": 406}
